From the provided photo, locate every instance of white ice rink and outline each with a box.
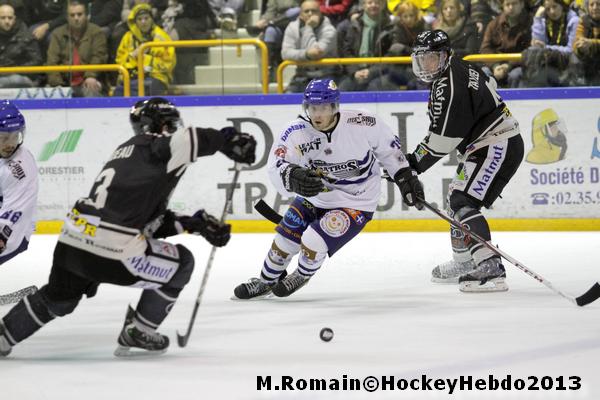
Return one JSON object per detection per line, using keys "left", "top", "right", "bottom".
{"left": 1, "top": 232, "right": 599, "bottom": 400}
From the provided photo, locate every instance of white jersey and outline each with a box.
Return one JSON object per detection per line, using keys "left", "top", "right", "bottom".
{"left": 0, "top": 147, "right": 38, "bottom": 257}
{"left": 268, "top": 109, "right": 410, "bottom": 212}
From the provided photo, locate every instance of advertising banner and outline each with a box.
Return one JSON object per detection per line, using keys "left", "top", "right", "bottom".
{"left": 18, "top": 91, "right": 600, "bottom": 224}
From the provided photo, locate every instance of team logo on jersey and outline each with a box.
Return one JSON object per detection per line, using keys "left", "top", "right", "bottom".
{"left": 297, "top": 137, "right": 322, "bottom": 156}
{"left": 7, "top": 160, "right": 25, "bottom": 180}
{"left": 274, "top": 145, "right": 287, "bottom": 159}
{"left": 309, "top": 159, "right": 361, "bottom": 179}
{"left": 346, "top": 113, "right": 376, "bottom": 127}
{"left": 319, "top": 210, "right": 350, "bottom": 238}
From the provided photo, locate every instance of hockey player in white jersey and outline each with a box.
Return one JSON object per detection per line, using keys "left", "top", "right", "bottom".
{"left": 0, "top": 101, "right": 38, "bottom": 268}
{"left": 234, "top": 78, "right": 425, "bottom": 299}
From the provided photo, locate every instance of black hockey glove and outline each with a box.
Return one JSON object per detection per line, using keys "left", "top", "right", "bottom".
{"left": 179, "top": 210, "right": 231, "bottom": 247}
{"left": 220, "top": 127, "right": 257, "bottom": 164}
{"left": 280, "top": 164, "right": 324, "bottom": 197}
{"left": 394, "top": 167, "right": 425, "bottom": 210}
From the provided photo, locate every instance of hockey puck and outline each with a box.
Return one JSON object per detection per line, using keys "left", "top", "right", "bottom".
{"left": 319, "top": 327, "right": 334, "bottom": 342}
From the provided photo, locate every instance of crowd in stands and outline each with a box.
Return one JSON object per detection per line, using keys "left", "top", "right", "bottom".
{"left": 0, "top": 0, "right": 598, "bottom": 96}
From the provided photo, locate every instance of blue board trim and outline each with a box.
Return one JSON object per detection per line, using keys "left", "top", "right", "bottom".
{"left": 11, "top": 87, "right": 600, "bottom": 109}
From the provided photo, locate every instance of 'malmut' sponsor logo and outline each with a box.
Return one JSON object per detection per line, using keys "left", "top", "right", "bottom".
{"left": 430, "top": 77, "right": 448, "bottom": 129}
{"left": 472, "top": 145, "right": 504, "bottom": 196}
{"left": 129, "top": 256, "right": 175, "bottom": 280}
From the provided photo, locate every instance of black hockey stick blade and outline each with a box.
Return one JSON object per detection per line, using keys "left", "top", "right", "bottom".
{"left": 575, "top": 282, "right": 600, "bottom": 306}
{"left": 254, "top": 199, "right": 283, "bottom": 224}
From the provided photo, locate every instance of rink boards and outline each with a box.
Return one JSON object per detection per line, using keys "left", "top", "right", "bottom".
{"left": 15, "top": 88, "right": 600, "bottom": 232}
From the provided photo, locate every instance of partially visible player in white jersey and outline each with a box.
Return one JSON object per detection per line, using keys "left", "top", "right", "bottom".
{"left": 0, "top": 100, "right": 38, "bottom": 266}
{"left": 234, "top": 78, "right": 425, "bottom": 299}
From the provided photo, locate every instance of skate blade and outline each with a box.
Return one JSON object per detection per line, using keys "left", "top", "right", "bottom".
{"left": 459, "top": 278, "right": 509, "bottom": 293}
{"left": 230, "top": 292, "right": 274, "bottom": 301}
{"left": 114, "top": 345, "right": 167, "bottom": 358}
{"left": 431, "top": 276, "right": 459, "bottom": 284}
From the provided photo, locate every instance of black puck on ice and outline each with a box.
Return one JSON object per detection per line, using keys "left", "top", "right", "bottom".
{"left": 320, "top": 327, "right": 334, "bottom": 342}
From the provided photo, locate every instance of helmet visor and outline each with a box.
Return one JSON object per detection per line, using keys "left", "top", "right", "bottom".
{"left": 0, "top": 129, "right": 24, "bottom": 158}
{"left": 412, "top": 51, "right": 447, "bottom": 82}
{"left": 303, "top": 102, "right": 338, "bottom": 130}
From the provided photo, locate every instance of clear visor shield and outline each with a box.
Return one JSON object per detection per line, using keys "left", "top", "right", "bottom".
{"left": 412, "top": 51, "right": 447, "bottom": 83}
{"left": 303, "top": 102, "right": 338, "bottom": 128}
{"left": 164, "top": 117, "right": 183, "bottom": 134}
{"left": 0, "top": 130, "right": 23, "bottom": 158}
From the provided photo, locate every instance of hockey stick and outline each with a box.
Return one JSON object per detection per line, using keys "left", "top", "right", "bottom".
{"left": 0, "top": 285, "right": 38, "bottom": 306}
{"left": 254, "top": 199, "right": 283, "bottom": 224}
{"left": 176, "top": 163, "right": 242, "bottom": 347}
{"left": 418, "top": 198, "right": 600, "bottom": 306}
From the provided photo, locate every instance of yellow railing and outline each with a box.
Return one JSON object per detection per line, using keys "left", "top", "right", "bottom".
{"left": 136, "top": 39, "right": 269, "bottom": 96}
{"left": 0, "top": 64, "right": 131, "bottom": 97}
{"left": 276, "top": 53, "right": 523, "bottom": 93}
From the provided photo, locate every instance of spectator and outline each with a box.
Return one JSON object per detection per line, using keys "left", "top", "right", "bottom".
{"left": 318, "top": 0, "right": 354, "bottom": 26}
{"left": 23, "top": 0, "right": 67, "bottom": 44}
{"left": 164, "top": 0, "right": 216, "bottom": 84}
{"left": 522, "top": 0, "right": 578, "bottom": 86}
{"left": 282, "top": 0, "right": 338, "bottom": 92}
{"left": 88, "top": 0, "right": 122, "bottom": 37}
{"left": 46, "top": 0, "right": 107, "bottom": 97}
{"left": 337, "top": 0, "right": 390, "bottom": 91}
{"left": 572, "top": 0, "right": 600, "bottom": 85}
{"left": 480, "top": 0, "right": 531, "bottom": 87}
{"left": 114, "top": 3, "right": 175, "bottom": 96}
{"left": 470, "top": 0, "right": 501, "bottom": 34}
{"left": 0, "top": 3, "right": 42, "bottom": 88}
{"left": 432, "top": 0, "right": 480, "bottom": 56}
{"left": 110, "top": 1, "right": 163, "bottom": 62}
{"left": 373, "top": 0, "right": 430, "bottom": 90}
{"left": 246, "top": 0, "right": 301, "bottom": 81}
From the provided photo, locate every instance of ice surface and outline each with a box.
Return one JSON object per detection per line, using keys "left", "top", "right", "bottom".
{"left": 1, "top": 232, "right": 599, "bottom": 399}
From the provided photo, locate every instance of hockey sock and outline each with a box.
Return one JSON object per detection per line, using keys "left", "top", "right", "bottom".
{"left": 456, "top": 208, "right": 494, "bottom": 265}
{"left": 449, "top": 225, "right": 473, "bottom": 263}
{"left": 2, "top": 292, "right": 55, "bottom": 345}
{"left": 133, "top": 288, "right": 179, "bottom": 332}
{"left": 297, "top": 227, "right": 328, "bottom": 278}
{"left": 260, "top": 234, "right": 299, "bottom": 283}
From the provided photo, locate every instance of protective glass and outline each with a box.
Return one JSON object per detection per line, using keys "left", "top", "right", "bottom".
{"left": 0, "top": 129, "right": 24, "bottom": 158}
{"left": 411, "top": 51, "right": 448, "bottom": 82}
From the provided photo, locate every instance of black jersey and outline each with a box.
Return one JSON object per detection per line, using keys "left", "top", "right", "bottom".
{"left": 413, "top": 57, "right": 511, "bottom": 173}
{"left": 58, "top": 126, "right": 226, "bottom": 260}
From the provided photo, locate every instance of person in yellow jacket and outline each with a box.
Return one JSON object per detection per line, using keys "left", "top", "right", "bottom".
{"left": 113, "top": 4, "right": 175, "bottom": 96}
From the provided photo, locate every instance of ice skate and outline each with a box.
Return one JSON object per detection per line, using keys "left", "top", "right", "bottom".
{"left": 271, "top": 270, "right": 310, "bottom": 297}
{"left": 232, "top": 271, "right": 287, "bottom": 300}
{"left": 0, "top": 320, "right": 12, "bottom": 357}
{"left": 114, "top": 306, "right": 169, "bottom": 357}
{"left": 459, "top": 257, "right": 508, "bottom": 293}
{"left": 431, "top": 259, "right": 476, "bottom": 283}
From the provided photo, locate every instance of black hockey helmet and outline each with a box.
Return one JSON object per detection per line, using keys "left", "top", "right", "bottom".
{"left": 129, "top": 97, "right": 181, "bottom": 135}
{"left": 411, "top": 30, "right": 452, "bottom": 83}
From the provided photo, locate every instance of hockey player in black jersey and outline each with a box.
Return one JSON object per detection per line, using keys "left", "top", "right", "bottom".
{"left": 0, "top": 97, "right": 256, "bottom": 357}
{"left": 408, "top": 30, "right": 524, "bottom": 292}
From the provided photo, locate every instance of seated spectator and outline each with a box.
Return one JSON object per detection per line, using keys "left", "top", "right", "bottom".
{"left": 470, "top": 0, "right": 501, "bottom": 35}
{"left": 246, "top": 0, "right": 301, "bottom": 81}
{"left": 337, "top": 0, "right": 390, "bottom": 91}
{"left": 110, "top": 1, "right": 164, "bottom": 62}
{"left": 46, "top": 1, "right": 107, "bottom": 97}
{"left": 24, "top": 0, "right": 67, "bottom": 46}
{"left": 114, "top": 3, "right": 175, "bottom": 96}
{"left": 432, "top": 0, "right": 480, "bottom": 56}
{"left": 282, "top": 0, "right": 338, "bottom": 92}
{"left": 572, "top": 0, "right": 600, "bottom": 85}
{"left": 318, "top": 0, "right": 354, "bottom": 26}
{"left": 209, "top": 0, "right": 245, "bottom": 30}
{"left": 480, "top": 0, "right": 531, "bottom": 87}
{"left": 373, "top": 0, "right": 430, "bottom": 90}
{"left": 0, "top": 3, "right": 42, "bottom": 88}
{"left": 522, "top": 0, "right": 578, "bottom": 86}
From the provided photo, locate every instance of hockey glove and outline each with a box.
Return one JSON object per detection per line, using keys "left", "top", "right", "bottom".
{"left": 220, "top": 127, "right": 257, "bottom": 164}
{"left": 394, "top": 167, "right": 425, "bottom": 210}
{"left": 280, "top": 164, "right": 324, "bottom": 197}
{"left": 0, "top": 225, "right": 12, "bottom": 255}
{"left": 179, "top": 210, "right": 231, "bottom": 247}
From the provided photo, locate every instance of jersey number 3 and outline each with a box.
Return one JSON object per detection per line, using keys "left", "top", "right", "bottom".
{"left": 84, "top": 168, "right": 116, "bottom": 209}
